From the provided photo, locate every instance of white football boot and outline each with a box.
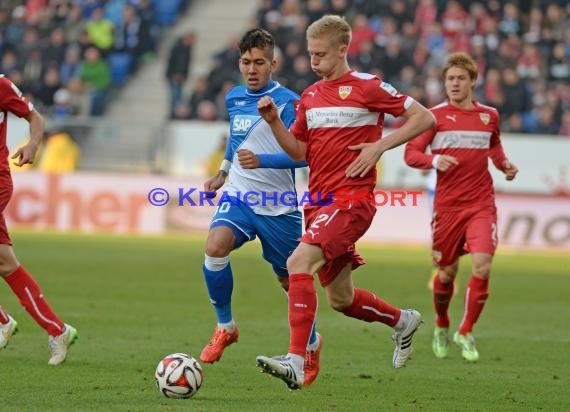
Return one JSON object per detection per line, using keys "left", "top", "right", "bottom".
{"left": 392, "top": 309, "right": 423, "bottom": 368}
{"left": 48, "top": 324, "right": 78, "bottom": 365}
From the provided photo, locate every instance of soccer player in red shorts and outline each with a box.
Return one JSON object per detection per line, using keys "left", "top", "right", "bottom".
{"left": 0, "top": 74, "right": 77, "bottom": 364}
{"left": 254, "top": 15, "right": 435, "bottom": 389}
{"left": 404, "top": 52, "right": 518, "bottom": 362}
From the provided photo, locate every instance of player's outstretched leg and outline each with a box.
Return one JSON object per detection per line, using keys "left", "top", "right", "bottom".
{"left": 303, "top": 332, "right": 322, "bottom": 386}
{"left": 256, "top": 355, "right": 304, "bottom": 390}
{"left": 48, "top": 324, "right": 78, "bottom": 365}
{"left": 0, "top": 314, "right": 18, "bottom": 349}
{"left": 392, "top": 309, "right": 423, "bottom": 368}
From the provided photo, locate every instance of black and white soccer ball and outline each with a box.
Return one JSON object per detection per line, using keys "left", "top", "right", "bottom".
{"left": 155, "top": 353, "right": 203, "bottom": 399}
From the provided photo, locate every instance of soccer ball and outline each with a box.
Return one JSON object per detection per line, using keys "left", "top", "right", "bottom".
{"left": 155, "top": 353, "right": 203, "bottom": 399}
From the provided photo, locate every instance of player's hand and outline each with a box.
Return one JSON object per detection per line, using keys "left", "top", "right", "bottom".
{"left": 11, "top": 142, "right": 39, "bottom": 167}
{"left": 236, "top": 149, "right": 260, "bottom": 169}
{"left": 435, "top": 155, "right": 459, "bottom": 172}
{"left": 257, "top": 96, "right": 278, "bottom": 124}
{"left": 203, "top": 173, "right": 226, "bottom": 198}
{"left": 346, "top": 141, "right": 383, "bottom": 178}
{"left": 502, "top": 161, "right": 518, "bottom": 181}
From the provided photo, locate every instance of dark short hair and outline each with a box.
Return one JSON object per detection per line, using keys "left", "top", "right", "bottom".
{"left": 238, "top": 28, "right": 275, "bottom": 60}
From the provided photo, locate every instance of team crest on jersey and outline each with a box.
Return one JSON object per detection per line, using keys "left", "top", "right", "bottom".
{"left": 479, "top": 113, "right": 490, "bottom": 125}
{"left": 338, "top": 86, "right": 352, "bottom": 100}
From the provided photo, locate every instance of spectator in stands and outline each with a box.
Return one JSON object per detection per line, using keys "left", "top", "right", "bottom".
{"left": 51, "top": 88, "right": 76, "bottom": 121}
{"left": 137, "top": 0, "right": 160, "bottom": 55}
{"left": 112, "top": 4, "right": 148, "bottom": 72}
{"left": 535, "top": 106, "right": 560, "bottom": 135}
{"left": 0, "top": 50, "right": 20, "bottom": 76}
{"left": 85, "top": 7, "right": 114, "bottom": 53}
{"left": 4, "top": 6, "right": 27, "bottom": 49}
{"left": 59, "top": 46, "right": 82, "bottom": 87}
{"left": 34, "top": 66, "right": 61, "bottom": 110}
{"left": 22, "top": 49, "right": 44, "bottom": 93}
{"left": 43, "top": 28, "right": 68, "bottom": 68}
{"left": 188, "top": 76, "right": 212, "bottom": 120}
{"left": 78, "top": 46, "right": 111, "bottom": 116}
{"left": 501, "top": 67, "right": 530, "bottom": 117}
{"left": 61, "top": 3, "right": 86, "bottom": 45}
{"left": 559, "top": 112, "right": 570, "bottom": 138}
{"left": 166, "top": 31, "right": 196, "bottom": 118}
{"left": 196, "top": 100, "right": 218, "bottom": 121}
{"left": 549, "top": 42, "right": 570, "bottom": 83}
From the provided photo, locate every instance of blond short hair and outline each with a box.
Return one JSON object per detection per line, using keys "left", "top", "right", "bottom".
{"left": 442, "top": 52, "right": 478, "bottom": 82}
{"left": 306, "top": 15, "right": 351, "bottom": 47}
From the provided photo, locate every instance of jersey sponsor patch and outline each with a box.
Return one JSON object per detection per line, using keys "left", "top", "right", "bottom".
{"left": 306, "top": 107, "right": 379, "bottom": 129}
{"left": 231, "top": 115, "right": 258, "bottom": 135}
{"left": 432, "top": 130, "right": 492, "bottom": 150}
{"left": 379, "top": 81, "right": 398, "bottom": 96}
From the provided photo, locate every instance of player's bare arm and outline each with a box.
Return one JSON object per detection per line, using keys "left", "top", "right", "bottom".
{"left": 502, "top": 161, "right": 518, "bottom": 181}
{"left": 435, "top": 155, "right": 459, "bottom": 172}
{"left": 237, "top": 149, "right": 260, "bottom": 169}
{"left": 204, "top": 171, "right": 227, "bottom": 197}
{"left": 257, "top": 96, "right": 306, "bottom": 161}
{"left": 346, "top": 101, "right": 435, "bottom": 178}
{"left": 11, "top": 109, "right": 44, "bottom": 167}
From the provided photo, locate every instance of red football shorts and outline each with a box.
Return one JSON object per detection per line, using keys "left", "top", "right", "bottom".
{"left": 301, "top": 198, "right": 376, "bottom": 286}
{"left": 0, "top": 177, "right": 13, "bottom": 245}
{"left": 431, "top": 204, "right": 498, "bottom": 267}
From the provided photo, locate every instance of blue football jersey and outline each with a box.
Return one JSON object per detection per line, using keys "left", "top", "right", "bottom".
{"left": 223, "top": 81, "right": 301, "bottom": 216}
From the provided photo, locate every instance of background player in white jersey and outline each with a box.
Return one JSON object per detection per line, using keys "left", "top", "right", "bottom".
{"left": 405, "top": 52, "right": 518, "bottom": 362}
{"left": 199, "top": 28, "right": 322, "bottom": 386}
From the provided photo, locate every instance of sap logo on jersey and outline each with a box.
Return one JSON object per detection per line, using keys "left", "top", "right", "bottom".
{"left": 232, "top": 115, "right": 258, "bottom": 135}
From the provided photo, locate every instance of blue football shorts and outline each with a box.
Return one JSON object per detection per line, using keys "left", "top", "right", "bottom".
{"left": 210, "top": 197, "right": 302, "bottom": 277}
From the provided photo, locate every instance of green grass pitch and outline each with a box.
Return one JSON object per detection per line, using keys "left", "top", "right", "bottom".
{"left": 1, "top": 231, "right": 568, "bottom": 411}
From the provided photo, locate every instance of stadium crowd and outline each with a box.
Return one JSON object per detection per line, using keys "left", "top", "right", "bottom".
{"left": 180, "top": 0, "right": 569, "bottom": 137}
{"left": 0, "top": 0, "right": 189, "bottom": 117}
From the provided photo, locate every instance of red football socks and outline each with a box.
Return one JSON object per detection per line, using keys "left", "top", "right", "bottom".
{"left": 433, "top": 275, "right": 454, "bottom": 328}
{"left": 342, "top": 288, "right": 401, "bottom": 327}
{"left": 0, "top": 305, "right": 9, "bottom": 324}
{"left": 459, "top": 275, "right": 489, "bottom": 335}
{"left": 3, "top": 266, "right": 64, "bottom": 336}
{"left": 287, "top": 274, "right": 317, "bottom": 356}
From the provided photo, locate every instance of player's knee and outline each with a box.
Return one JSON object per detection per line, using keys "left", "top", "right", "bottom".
{"left": 286, "top": 252, "right": 305, "bottom": 274}
{"left": 472, "top": 261, "right": 491, "bottom": 277}
{"left": 329, "top": 298, "right": 350, "bottom": 312}
{"left": 438, "top": 267, "right": 457, "bottom": 284}
{"left": 0, "top": 261, "right": 19, "bottom": 277}
{"left": 326, "top": 292, "right": 352, "bottom": 312}
{"left": 205, "top": 243, "right": 232, "bottom": 258}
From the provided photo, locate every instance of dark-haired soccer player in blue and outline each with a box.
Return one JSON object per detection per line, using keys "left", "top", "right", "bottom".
{"left": 199, "top": 28, "right": 322, "bottom": 386}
